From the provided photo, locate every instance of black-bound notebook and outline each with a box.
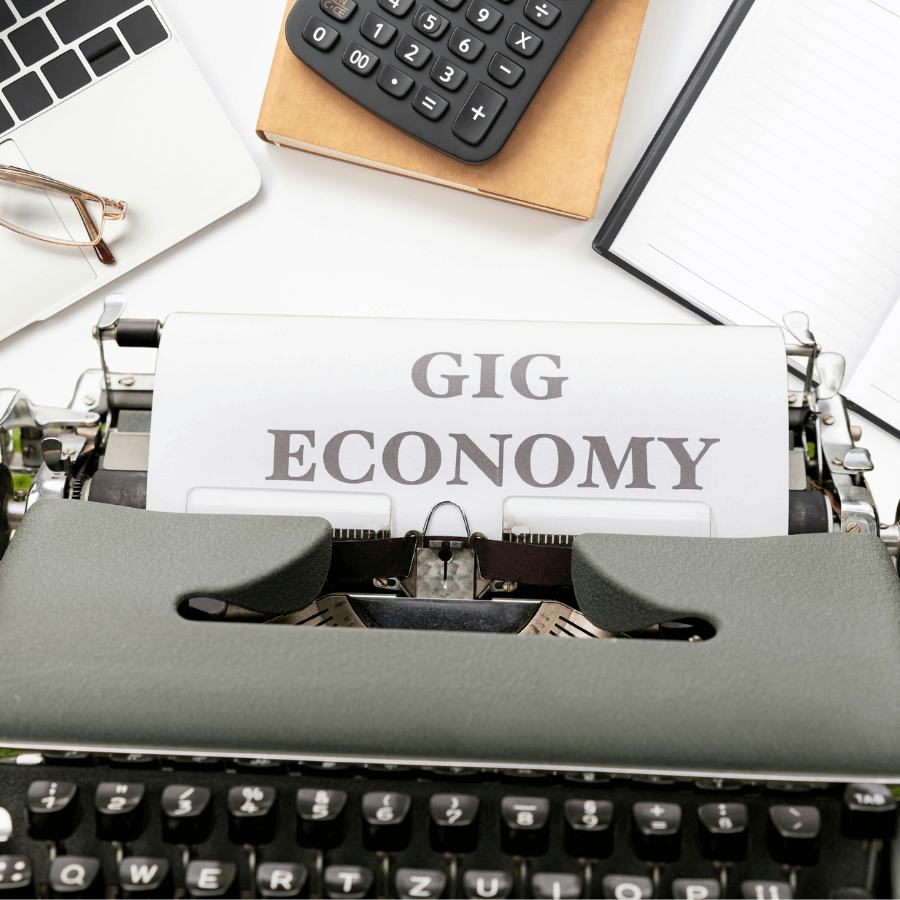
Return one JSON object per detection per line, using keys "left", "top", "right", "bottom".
{"left": 594, "top": 0, "right": 900, "bottom": 437}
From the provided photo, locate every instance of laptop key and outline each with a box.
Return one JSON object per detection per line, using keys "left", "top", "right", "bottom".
{"left": 9, "top": 17, "right": 57, "bottom": 66}
{"left": 119, "top": 6, "right": 167, "bottom": 56}
{"left": 42, "top": 49, "right": 90, "bottom": 98}
{"left": 11, "top": 0, "right": 53, "bottom": 16}
{"left": 3, "top": 70, "right": 52, "bottom": 120}
{"left": 0, "top": 41, "right": 18, "bottom": 83}
{"left": 48, "top": 0, "right": 142, "bottom": 45}
{"left": 80, "top": 27, "right": 129, "bottom": 76}
{"left": 0, "top": 2, "right": 13, "bottom": 32}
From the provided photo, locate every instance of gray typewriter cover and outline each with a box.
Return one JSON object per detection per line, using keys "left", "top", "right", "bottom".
{"left": 1, "top": 501, "right": 899, "bottom": 781}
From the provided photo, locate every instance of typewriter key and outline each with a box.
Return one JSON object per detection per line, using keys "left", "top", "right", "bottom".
{"left": 768, "top": 805, "right": 821, "bottom": 866}
{"left": 49, "top": 856, "right": 103, "bottom": 898}
{"left": 500, "top": 796, "right": 550, "bottom": 856}
{"left": 324, "top": 865, "right": 373, "bottom": 899}
{"left": 429, "top": 793, "right": 479, "bottom": 852}
{"left": 118, "top": 857, "right": 171, "bottom": 899}
{"left": 296, "top": 788, "right": 347, "bottom": 848}
{"left": 26, "top": 780, "right": 78, "bottom": 840}
{"left": 632, "top": 801, "right": 682, "bottom": 862}
{"left": 842, "top": 783, "right": 898, "bottom": 839}
{"left": 185, "top": 861, "right": 238, "bottom": 899}
{"left": 256, "top": 862, "right": 308, "bottom": 898}
{"left": 95, "top": 782, "right": 146, "bottom": 842}
{"left": 564, "top": 798, "right": 613, "bottom": 858}
{"left": 161, "top": 785, "right": 213, "bottom": 845}
{"left": 228, "top": 785, "right": 278, "bottom": 845}
{"left": 361, "top": 791, "right": 412, "bottom": 851}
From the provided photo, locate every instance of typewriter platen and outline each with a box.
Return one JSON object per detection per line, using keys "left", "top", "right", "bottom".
{"left": 1, "top": 303, "right": 900, "bottom": 899}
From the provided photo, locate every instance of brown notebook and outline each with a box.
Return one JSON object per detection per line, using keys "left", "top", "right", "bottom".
{"left": 257, "top": 0, "right": 648, "bottom": 219}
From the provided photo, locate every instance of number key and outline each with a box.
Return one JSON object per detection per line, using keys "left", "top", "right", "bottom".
{"left": 377, "top": 0, "right": 415, "bottom": 17}
{"left": 430, "top": 793, "right": 479, "bottom": 851}
{"left": 447, "top": 27, "right": 484, "bottom": 61}
{"left": 430, "top": 56, "right": 466, "bottom": 91}
{"left": 465, "top": 0, "right": 502, "bottom": 32}
{"left": 488, "top": 52, "right": 523, "bottom": 86}
{"left": 161, "top": 785, "right": 213, "bottom": 845}
{"left": 302, "top": 16, "right": 340, "bottom": 51}
{"left": 26, "top": 781, "right": 78, "bottom": 840}
{"left": 395, "top": 33, "right": 431, "bottom": 69}
{"left": 500, "top": 796, "right": 550, "bottom": 856}
{"left": 360, "top": 12, "right": 397, "bottom": 46}
{"left": 413, "top": 6, "right": 448, "bottom": 38}
{"left": 342, "top": 41, "right": 380, "bottom": 76}
{"left": 523, "top": 0, "right": 559, "bottom": 27}
{"left": 564, "top": 798, "right": 613, "bottom": 858}
{"left": 95, "top": 782, "right": 146, "bottom": 841}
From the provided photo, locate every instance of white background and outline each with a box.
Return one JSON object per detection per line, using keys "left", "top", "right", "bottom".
{"left": 2, "top": 0, "right": 899, "bottom": 525}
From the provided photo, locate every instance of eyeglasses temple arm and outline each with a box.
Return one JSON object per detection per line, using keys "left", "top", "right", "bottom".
{"left": 72, "top": 197, "right": 116, "bottom": 266}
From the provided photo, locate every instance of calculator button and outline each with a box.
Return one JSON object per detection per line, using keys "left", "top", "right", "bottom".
{"left": 447, "top": 27, "right": 484, "bottom": 61}
{"left": 378, "top": 64, "right": 414, "bottom": 97}
{"left": 342, "top": 41, "right": 380, "bottom": 76}
{"left": 303, "top": 16, "right": 340, "bottom": 51}
{"left": 673, "top": 880, "right": 720, "bottom": 900}
{"left": 320, "top": 0, "right": 357, "bottom": 21}
{"left": 465, "top": 0, "right": 502, "bottom": 32}
{"left": 324, "top": 866, "right": 373, "bottom": 898}
{"left": 523, "top": 0, "right": 559, "bottom": 27}
{"left": 601, "top": 876, "right": 653, "bottom": 899}
{"left": 396, "top": 869, "right": 446, "bottom": 899}
{"left": 395, "top": 33, "right": 431, "bottom": 68}
{"left": 412, "top": 85, "right": 448, "bottom": 120}
{"left": 506, "top": 23, "right": 541, "bottom": 57}
{"left": 452, "top": 81, "right": 506, "bottom": 146}
{"left": 463, "top": 871, "right": 513, "bottom": 899}
{"left": 360, "top": 12, "right": 397, "bottom": 46}
{"left": 413, "top": 6, "right": 448, "bottom": 38}
{"left": 378, "top": 0, "right": 415, "bottom": 17}
{"left": 487, "top": 53, "right": 523, "bottom": 86}
{"left": 430, "top": 56, "right": 466, "bottom": 91}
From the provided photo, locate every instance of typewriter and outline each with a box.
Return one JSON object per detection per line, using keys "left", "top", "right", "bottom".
{"left": 1, "top": 302, "right": 899, "bottom": 899}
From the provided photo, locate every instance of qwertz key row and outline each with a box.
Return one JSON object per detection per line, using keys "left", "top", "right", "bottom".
{"left": 0, "top": 754, "right": 896, "bottom": 897}
{"left": 284, "top": 0, "right": 593, "bottom": 163}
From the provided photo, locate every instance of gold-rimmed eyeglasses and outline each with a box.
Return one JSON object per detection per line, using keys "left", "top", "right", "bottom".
{"left": 0, "top": 164, "right": 127, "bottom": 266}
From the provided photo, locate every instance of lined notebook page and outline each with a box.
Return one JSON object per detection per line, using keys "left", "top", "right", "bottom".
{"left": 609, "top": 0, "right": 900, "bottom": 383}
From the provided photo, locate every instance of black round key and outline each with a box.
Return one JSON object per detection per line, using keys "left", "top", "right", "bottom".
{"left": 296, "top": 788, "right": 347, "bottom": 848}
{"left": 0, "top": 855, "right": 33, "bottom": 897}
{"left": 95, "top": 782, "right": 146, "bottom": 842}
{"left": 698, "top": 802, "right": 748, "bottom": 860}
{"left": 49, "top": 856, "right": 103, "bottom": 898}
{"left": 767, "top": 805, "right": 821, "bottom": 866}
{"left": 26, "top": 780, "right": 78, "bottom": 840}
{"left": 396, "top": 869, "right": 446, "bottom": 899}
{"left": 842, "top": 783, "right": 897, "bottom": 839}
{"left": 362, "top": 792, "right": 412, "bottom": 851}
{"left": 118, "top": 857, "right": 171, "bottom": 899}
{"left": 632, "top": 801, "right": 682, "bottom": 862}
{"left": 227, "top": 785, "right": 278, "bottom": 845}
{"left": 324, "top": 865, "right": 373, "bottom": 899}
{"left": 532, "top": 874, "right": 581, "bottom": 899}
{"left": 161, "top": 785, "right": 213, "bottom": 845}
{"left": 564, "top": 798, "right": 613, "bottom": 858}
{"left": 430, "top": 793, "right": 479, "bottom": 852}
{"left": 462, "top": 871, "right": 513, "bottom": 899}
{"left": 185, "top": 861, "right": 238, "bottom": 899}
{"left": 673, "top": 879, "right": 721, "bottom": 899}
{"left": 413, "top": 6, "right": 448, "bottom": 38}
{"left": 500, "top": 796, "right": 550, "bottom": 856}
{"left": 256, "top": 862, "right": 308, "bottom": 898}
{"left": 601, "top": 875, "right": 653, "bottom": 899}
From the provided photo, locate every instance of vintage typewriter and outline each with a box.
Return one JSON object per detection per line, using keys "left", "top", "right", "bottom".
{"left": 1, "top": 302, "right": 899, "bottom": 899}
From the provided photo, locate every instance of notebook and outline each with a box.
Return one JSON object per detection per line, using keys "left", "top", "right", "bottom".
{"left": 593, "top": 0, "right": 900, "bottom": 437}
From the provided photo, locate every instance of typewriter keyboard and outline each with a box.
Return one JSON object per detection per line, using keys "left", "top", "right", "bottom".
{"left": 283, "top": 0, "right": 594, "bottom": 163}
{"left": 0, "top": 0, "right": 170, "bottom": 138}
{"left": 0, "top": 754, "right": 895, "bottom": 898}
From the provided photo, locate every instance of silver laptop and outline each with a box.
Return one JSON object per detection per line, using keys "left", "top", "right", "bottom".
{"left": 0, "top": 0, "right": 260, "bottom": 342}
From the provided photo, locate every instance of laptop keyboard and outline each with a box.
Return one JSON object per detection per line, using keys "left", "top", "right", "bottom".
{"left": 0, "top": 0, "right": 169, "bottom": 137}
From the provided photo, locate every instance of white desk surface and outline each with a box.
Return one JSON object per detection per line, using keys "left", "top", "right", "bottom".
{"left": 3, "top": 0, "right": 900, "bottom": 524}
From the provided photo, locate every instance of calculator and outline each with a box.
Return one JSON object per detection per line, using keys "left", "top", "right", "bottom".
{"left": 284, "top": 0, "right": 595, "bottom": 163}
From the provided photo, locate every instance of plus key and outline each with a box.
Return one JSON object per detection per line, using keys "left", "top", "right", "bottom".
{"left": 452, "top": 82, "right": 506, "bottom": 145}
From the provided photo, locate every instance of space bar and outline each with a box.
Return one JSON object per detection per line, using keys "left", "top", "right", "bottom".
{"left": 48, "top": 0, "right": 144, "bottom": 44}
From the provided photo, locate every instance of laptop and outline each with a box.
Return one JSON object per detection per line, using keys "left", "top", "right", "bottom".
{"left": 0, "top": 0, "right": 260, "bottom": 343}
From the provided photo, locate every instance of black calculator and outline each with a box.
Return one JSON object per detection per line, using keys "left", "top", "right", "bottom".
{"left": 284, "top": 0, "right": 595, "bottom": 163}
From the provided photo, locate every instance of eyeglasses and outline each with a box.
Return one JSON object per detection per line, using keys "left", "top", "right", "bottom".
{"left": 0, "top": 164, "right": 127, "bottom": 266}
